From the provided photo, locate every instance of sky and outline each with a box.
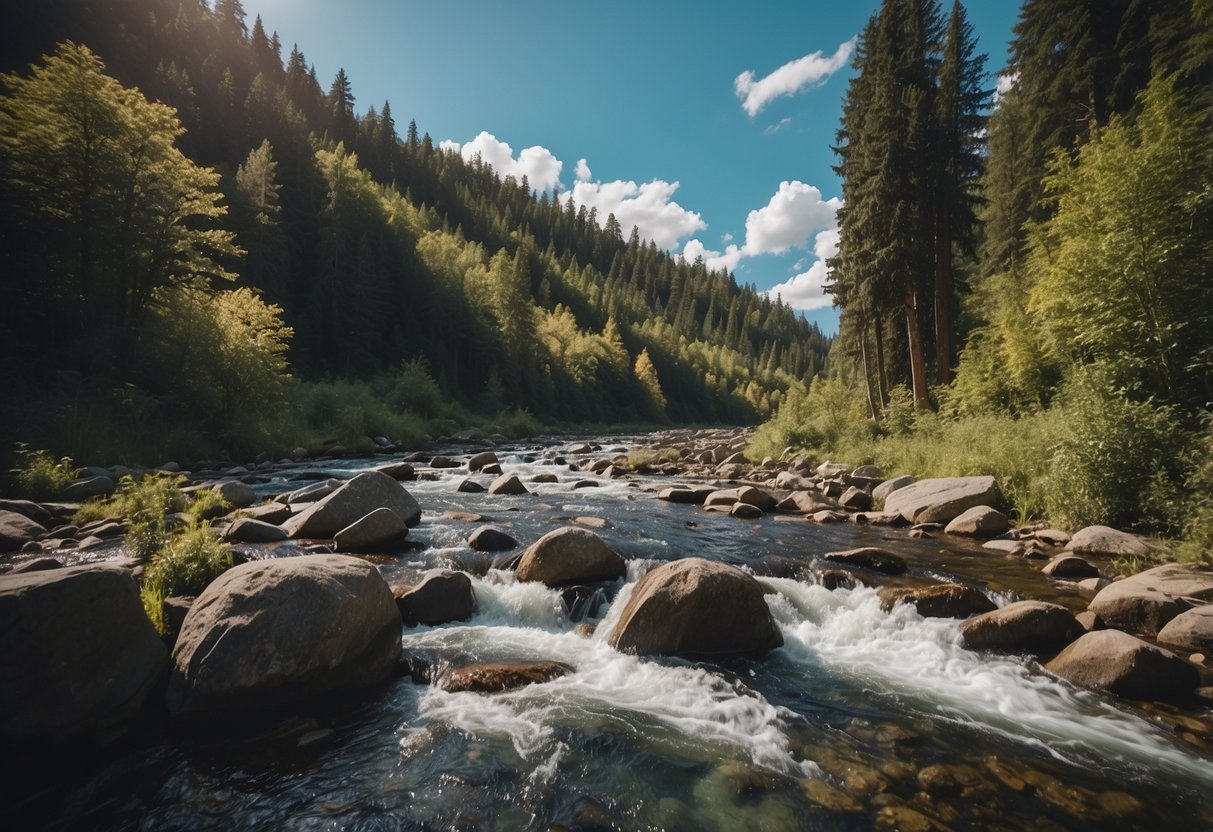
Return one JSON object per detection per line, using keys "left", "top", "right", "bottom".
{"left": 242, "top": 0, "right": 1021, "bottom": 334}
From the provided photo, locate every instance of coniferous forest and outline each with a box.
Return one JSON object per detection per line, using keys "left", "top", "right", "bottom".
{"left": 1, "top": 0, "right": 829, "bottom": 463}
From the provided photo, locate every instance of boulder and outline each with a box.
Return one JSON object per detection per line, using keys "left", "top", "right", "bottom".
{"left": 283, "top": 479, "right": 341, "bottom": 505}
{"left": 730, "top": 502, "right": 763, "bottom": 519}
{"left": 224, "top": 517, "right": 289, "bottom": 543}
{"left": 214, "top": 480, "right": 256, "bottom": 509}
{"left": 334, "top": 507, "right": 409, "bottom": 552}
{"left": 467, "top": 525, "right": 518, "bottom": 552}
{"left": 1065, "top": 526, "right": 1150, "bottom": 558}
{"left": 821, "top": 547, "right": 907, "bottom": 575}
{"left": 1156, "top": 605, "right": 1213, "bottom": 655}
{"left": 773, "top": 471, "right": 814, "bottom": 490}
{"left": 852, "top": 464, "right": 884, "bottom": 479}
{"left": 813, "top": 510, "right": 849, "bottom": 524}
{"left": 883, "top": 476, "right": 1000, "bottom": 524}
{"left": 0, "top": 565, "right": 167, "bottom": 741}
{"left": 607, "top": 558, "right": 782, "bottom": 658}
{"left": 1041, "top": 555, "right": 1100, "bottom": 579}
{"left": 0, "top": 499, "right": 52, "bottom": 527}
{"left": 457, "top": 478, "right": 486, "bottom": 494}
{"left": 878, "top": 584, "right": 997, "bottom": 619}
{"left": 838, "top": 487, "right": 873, "bottom": 511}
{"left": 658, "top": 486, "right": 715, "bottom": 505}
{"left": 487, "top": 474, "right": 528, "bottom": 496}
{"left": 943, "top": 506, "right": 1010, "bottom": 537}
{"left": 1045, "top": 629, "right": 1199, "bottom": 700}
{"left": 374, "top": 462, "right": 415, "bottom": 481}
{"left": 515, "top": 527, "right": 626, "bottom": 586}
{"left": 429, "top": 456, "right": 461, "bottom": 469}
{"left": 0, "top": 510, "right": 47, "bottom": 552}
{"left": 703, "top": 489, "right": 739, "bottom": 509}
{"left": 1087, "top": 564, "right": 1213, "bottom": 636}
{"left": 1033, "top": 529, "right": 1072, "bottom": 546}
{"left": 530, "top": 473, "right": 559, "bottom": 484}
{"left": 959, "top": 601, "right": 1083, "bottom": 651}
{"left": 245, "top": 502, "right": 292, "bottom": 525}
{"left": 438, "top": 660, "right": 573, "bottom": 693}
{"left": 282, "top": 471, "right": 421, "bottom": 538}
{"left": 167, "top": 555, "right": 400, "bottom": 714}
{"left": 735, "top": 486, "right": 777, "bottom": 512}
{"left": 872, "top": 475, "right": 916, "bottom": 508}
{"left": 62, "top": 475, "right": 115, "bottom": 500}
{"left": 816, "top": 462, "right": 850, "bottom": 478}
{"left": 982, "top": 539, "right": 1026, "bottom": 556}
{"left": 395, "top": 569, "right": 475, "bottom": 626}
{"left": 1076, "top": 577, "right": 1110, "bottom": 599}
{"left": 12, "top": 557, "right": 64, "bottom": 574}
{"left": 467, "top": 451, "right": 499, "bottom": 472}
{"left": 777, "top": 492, "right": 836, "bottom": 514}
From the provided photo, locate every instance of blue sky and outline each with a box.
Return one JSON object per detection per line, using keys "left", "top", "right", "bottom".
{"left": 243, "top": 0, "right": 1020, "bottom": 333}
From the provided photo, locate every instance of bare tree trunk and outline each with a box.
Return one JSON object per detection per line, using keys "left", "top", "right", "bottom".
{"left": 934, "top": 209, "right": 953, "bottom": 385}
{"left": 905, "top": 285, "right": 929, "bottom": 407}
{"left": 859, "top": 313, "right": 878, "bottom": 421}
{"left": 874, "top": 315, "right": 889, "bottom": 409}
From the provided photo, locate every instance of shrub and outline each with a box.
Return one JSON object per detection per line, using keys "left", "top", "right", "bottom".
{"left": 140, "top": 521, "right": 234, "bottom": 635}
{"left": 186, "top": 489, "right": 231, "bottom": 523}
{"left": 76, "top": 474, "right": 187, "bottom": 563}
{"left": 748, "top": 376, "right": 870, "bottom": 461}
{"left": 11, "top": 445, "right": 79, "bottom": 500}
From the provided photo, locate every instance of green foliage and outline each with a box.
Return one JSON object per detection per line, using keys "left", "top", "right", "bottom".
{"left": 11, "top": 446, "right": 79, "bottom": 500}
{"left": 748, "top": 376, "right": 870, "bottom": 462}
{"left": 633, "top": 348, "right": 668, "bottom": 421}
{"left": 1176, "top": 415, "right": 1213, "bottom": 564}
{"left": 186, "top": 489, "right": 231, "bottom": 523}
{"left": 76, "top": 474, "right": 187, "bottom": 563}
{"left": 140, "top": 521, "right": 234, "bottom": 635}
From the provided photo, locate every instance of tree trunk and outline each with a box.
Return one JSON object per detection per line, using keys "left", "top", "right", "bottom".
{"left": 859, "top": 313, "right": 878, "bottom": 421}
{"left": 873, "top": 315, "right": 889, "bottom": 409}
{"left": 934, "top": 207, "right": 953, "bottom": 385}
{"left": 904, "top": 284, "right": 929, "bottom": 407}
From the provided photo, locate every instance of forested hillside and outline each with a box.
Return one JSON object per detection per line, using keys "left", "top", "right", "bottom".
{"left": 1, "top": 0, "right": 829, "bottom": 462}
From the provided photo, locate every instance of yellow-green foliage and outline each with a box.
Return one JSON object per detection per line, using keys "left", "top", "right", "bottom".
{"left": 140, "top": 521, "right": 233, "bottom": 635}
{"left": 75, "top": 474, "right": 187, "bottom": 563}
{"left": 11, "top": 446, "right": 79, "bottom": 500}
{"left": 748, "top": 375, "right": 870, "bottom": 462}
{"left": 186, "top": 489, "right": 231, "bottom": 524}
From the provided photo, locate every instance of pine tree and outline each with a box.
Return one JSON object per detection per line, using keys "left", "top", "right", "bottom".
{"left": 327, "top": 67, "right": 356, "bottom": 145}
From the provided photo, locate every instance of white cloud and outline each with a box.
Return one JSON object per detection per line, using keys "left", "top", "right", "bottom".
{"left": 680, "top": 239, "right": 743, "bottom": 273}
{"left": 562, "top": 178, "right": 706, "bottom": 250}
{"left": 764, "top": 117, "right": 793, "bottom": 135}
{"left": 765, "top": 226, "right": 840, "bottom": 311}
{"left": 734, "top": 38, "right": 856, "bottom": 117}
{"left": 721, "top": 232, "right": 733, "bottom": 243}
{"left": 575, "top": 158, "right": 592, "bottom": 182}
{"left": 742, "top": 180, "right": 841, "bottom": 256}
{"left": 441, "top": 131, "right": 563, "bottom": 192}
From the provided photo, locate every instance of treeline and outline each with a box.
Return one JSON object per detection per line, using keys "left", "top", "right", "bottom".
{"left": 0, "top": 0, "right": 829, "bottom": 462}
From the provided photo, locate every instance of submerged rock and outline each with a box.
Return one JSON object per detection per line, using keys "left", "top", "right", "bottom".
{"left": 822, "top": 547, "right": 907, "bottom": 575}
{"left": 515, "top": 527, "right": 625, "bottom": 586}
{"left": 878, "top": 583, "right": 996, "bottom": 619}
{"left": 395, "top": 569, "right": 475, "bottom": 626}
{"left": 1041, "top": 555, "right": 1100, "bottom": 579}
{"left": 282, "top": 471, "right": 421, "bottom": 538}
{"left": 960, "top": 600, "right": 1082, "bottom": 652}
{"left": 467, "top": 525, "right": 517, "bottom": 552}
{"left": 1045, "top": 629, "right": 1199, "bottom": 700}
{"left": 883, "top": 476, "right": 1000, "bottom": 524}
{"left": 438, "top": 660, "right": 573, "bottom": 693}
{"left": 607, "top": 557, "right": 782, "bottom": 658}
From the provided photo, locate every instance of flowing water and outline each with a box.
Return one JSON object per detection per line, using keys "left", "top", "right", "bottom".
{"left": 14, "top": 439, "right": 1213, "bottom": 830}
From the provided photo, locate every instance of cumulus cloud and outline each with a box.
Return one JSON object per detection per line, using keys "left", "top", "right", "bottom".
{"left": 441, "top": 131, "right": 563, "bottom": 192}
{"left": 562, "top": 179, "right": 706, "bottom": 250}
{"left": 994, "top": 71, "right": 1019, "bottom": 105}
{"left": 765, "top": 225, "right": 840, "bottom": 311}
{"left": 680, "top": 239, "right": 743, "bottom": 273}
{"left": 742, "top": 180, "right": 841, "bottom": 256}
{"left": 734, "top": 38, "right": 856, "bottom": 117}
{"left": 575, "top": 158, "right": 592, "bottom": 182}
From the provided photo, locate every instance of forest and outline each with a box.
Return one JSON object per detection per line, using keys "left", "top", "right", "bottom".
{"left": 754, "top": 0, "right": 1213, "bottom": 551}
{"left": 0, "top": 0, "right": 830, "bottom": 463}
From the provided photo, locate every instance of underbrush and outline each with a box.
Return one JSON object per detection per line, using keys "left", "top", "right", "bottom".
{"left": 9, "top": 445, "right": 80, "bottom": 500}
{"left": 140, "top": 521, "right": 233, "bottom": 634}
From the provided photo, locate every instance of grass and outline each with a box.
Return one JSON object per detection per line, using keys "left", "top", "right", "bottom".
{"left": 9, "top": 445, "right": 80, "bottom": 500}
{"left": 140, "top": 521, "right": 234, "bottom": 635}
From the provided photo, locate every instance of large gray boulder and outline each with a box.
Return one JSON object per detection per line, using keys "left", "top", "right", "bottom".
{"left": 467, "top": 451, "right": 499, "bottom": 472}
{"left": 960, "top": 600, "right": 1083, "bottom": 652}
{"left": 515, "top": 527, "right": 626, "bottom": 586}
{"left": 62, "top": 475, "right": 115, "bottom": 500}
{"left": 224, "top": 517, "right": 288, "bottom": 543}
{"left": 872, "top": 475, "right": 916, "bottom": 508}
{"left": 0, "top": 509, "right": 47, "bottom": 552}
{"left": 1045, "top": 629, "right": 1199, "bottom": 700}
{"left": 943, "top": 505, "right": 1010, "bottom": 537}
{"left": 0, "top": 565, "right": 167, "bottom": 741}
{"left": 487, "top": 474, "right": 528, "bottom": 496}
{"left": 883, "top": 476, "right": 1000, "bottom": 524}
{"left": 281, "top": 471, "right": 421, "bottom": 538}
{"left": 1065, "top": 526, "right": 1150, "bottom": 558}
{"left": 214, "top": 480, "right": 256, "bottom": 509}
{"left": 1087, "top": 564, "right": 1213, "bottom": 636}
{"left": 333, "top": 507, "right": 408, "bottom": 552}
{"left": 607, "top": 558, "right": 782, "bottom": 658}
{"left": 395, "top": 569, "right": 475, "bottom": 626}
{"left": 1155, "top": 604, "right": 1213, "bottom": 655}
{"left": 167, "top": 555, "right": 400, "bottom": 714}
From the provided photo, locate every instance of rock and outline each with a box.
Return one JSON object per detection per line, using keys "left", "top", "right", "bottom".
{"left": 428, "top": 455, "right": 460, "bottom": 469}
{"left": 703, "top": 489, "right": 739, "bottom": 508}
{"left": 872, "top": 475, "right": 916, "bottom": 508}
{"left": 224, "top": 517, "right": 289, "bottom": 543}
{"left": 334, "top": 507, "right": 408, "bottom": 552}
{"left": 282, "top": 471, "right": 421, "bottom": 538}
{"left": 0, "top": 510, "right": 48, "bottom": 552}
{"left": 735, "top": 485, "right": 777, "bottom": 512}
{"left": 813, "top": 510, "right": 849, "bottom": 524}
{"left": 283, "top": 478, "right": 341, "bottom": 505}
{"left": 1041, "top": 555, "right": 1101, "bottom": 579}
{"left": 467, "top": 526, "right": 517, "bottom": 552}
{"left": 658, "top": 486, "right": 714, "bottom": 504}
{"left": 12, "top": 557, "right": 64, "bottom": 574}
{"left": 62, "top": 475, "right": 115, "bottom": 500}
{"left": 214, "top": 480, "right": 256, "bottom": 509}
{"left": 167, "top": 555, "right": 400, "bottom": 714}
{"left": 571, "top": 479, "right": 599, "bottom": 489}
{"left": 883, "top": 476, "right": 1000, "bottom": 525}
{"left": 374, "top": 462, "right": 415, "bottom": 481}
{"left": 456, "top": 478, "right": 486, "bottom": 493}
{"left": 438, "top": 661, "right": 573, "bottom": 693}
{"left": 838, "top": 487, "right": 873, "bottom": 511}
{"left": 396, "top": 569, "right": 475, "bottom": 626}
{"left": 467, "top": 451, "right": 498, "bottom": 472}
{"left": 816, "top": 461, "right": 850, "bottom": 478}
{"left": 0, "top": 499, "right": 52, "bottom": 526}
{"left": 854, "top": 511, "right": 904, "bottom": 526}
{"left": 1087, "top": 564, "right": 1213, "bottom": 636}
{"left": 1066, "top": 525, "right": 1150, "bottom": 558}
{"left": 245, "top": 502, "right": 292, "bottom": 524}
{"left": 1076, "top": 577, "right": 1111, "bottom": 599}
{"left": 982, "top": 539, "right": 1026, "bottom": 556}
{"left": 1046, "top": 629, "right": 1199, "bottom": 700}
{"left": 878, "top": 584, "right": 997, "bottom": 619}
{"left": 1156, "top": 605, "right": 1213, "bottom": 655}
{"left": 515, "top": 527, "right": 625, "bottom": 586}
{"left": 162, "top": 596, "right": 194, "bottom": 645}
{"left": 1034, "top": 529, "right": 1072, "bottom": 546}
{"left": 777, "top": 492, "right": 835, "bottom": 514}
{"left": 0, "top": 565, "right": 167, "bottom": 741}
{"left": 487, "top": 474, "right": 528, "bottom": 496}
{"left": 822, "top": 547, "right": 907, "bottom": 575}
{"left": 566, "top": 443, "right": 593, "bottom": 455}
{"left": 774, "top": 471, "right": 814, "bottom": 490}
{"left": 730, "top": 502, "right": 763, "bottom": 519}
{"left": 607, "top": 558, "right": 782, "bottom": 658}
{"left": 1075, "top": 610, "right": 1102, "bottom": 631}
{"left": 719, "top": 451, "right": 749, "bottom": 466}
{"left": 960, "top": 601, "right": 1083, "bottom": 651}
{"left": 530, "top": 473, "right": 559, "bottom": 484}
{"left": 943, "top": 506, "right": 1010, "bottom": 537}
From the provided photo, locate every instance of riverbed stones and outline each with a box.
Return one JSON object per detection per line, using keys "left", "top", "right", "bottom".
{"left": 883, "top": 476, "right": 1000, "bottom": 525}
{"left": 63, "top": 475, "right": 115, "bottom": 500}
{"left": 0, "top": 509, "right": 47, "bottom": 552}
{"left": 658, "top": 486, "right": 714, "bottom": 504}
{"left": 438, "top": 660, "right": 573, "bottom": 693}
{"left": 730, "top": 502, "right": 763, "bottom": 519}
{"left": 960, "top": 601, "right": 1083, "bottom": 651}
{"left": 774, "top": 471, "right": 815, "bottom": 490}
{"left": 456, "top": 478, "right": 486, "bottom": 493}
{"left": 778, "top": 492, "right": 837, "bottom": 514}
{"left": 395, "top": 569, "right": 475, "bottom": 626}
{"left": 515, "top": 527, "right": 625, "bottom": 586}
{"left": 1041, "top": 555, "right": 1101, "bottom": 579}
{"left": 467, "top": 525, "right": 517, "bottom": 552}
{"left": 214, "top": 480, "right": 256, "bottom": 509}
{"left": 839, "top": 487, "right": 873, "bottom": 511}
{"left": 872, "top": 475, "right": 916, "bottom": 508}
{"left": 282, "top": 471, "right": 421, "bottom": 538}
{"left": 1087, "top": 564, "right": 1213, "bottom": 636}
{"left": 467, "top": 451, "right": 498, "bottom": 472}
{"left": 373, "top": 461, "right": 415, "bottom": 481}
{"left": 0, "top": 565, "right": 167, "bottom": 741}
{"left": 1156, "top": 605, "right": 1213, "bottom": 655}
{"left": 168, "top": 554, "right": 400, "bottom": 714}
{"left": 1045, "top": 629, "right": 1199, "bottom": 700}
{"left": 333, "top": 507, "right": 408, "bottom": 552}
{"left": 736, "top": 485, "right": 777, "bottom": 512}
{"left": 878, "top": 583, "right": 997, "bottom": 619}
{"left": 822, "top": 547, "right": 907, "bottom": 575}
{"left": 224, "top": 517, "right": 289, "bottom": 543}
{"left": 487, "top": 474, "right": 528, "bottom": 496}
{"left": 608, "top": 557, "right": 782, "bottom": 658}
{"left": 943, "top": 506, "right": 1010, "bottom": 537}
{"left": 1065, "top": 525, "right": 1150, "bottom": 558}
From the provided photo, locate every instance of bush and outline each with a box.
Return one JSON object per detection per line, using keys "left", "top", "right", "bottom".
{"left": 186, "top": 489, "right": 231, "bottom": 523}
{"left": 1177, "top": 414, "right": 1213, "bottom": 564}
{"left": 76, "top": 474, "right": 187, "bottom": 563}
{"left": 10, "top": 445, "right": 79, "bottom": 500}
{"left": 748, "top": 376, "right": 870, "bottom": 461}
{"left": 140, "top": 521, "right": 234, "bottom": 634}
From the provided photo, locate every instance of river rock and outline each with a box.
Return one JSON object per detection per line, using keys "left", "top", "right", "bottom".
{"left": 1065, "top": 526, "right": 1150, "bottom": 558}
{"left": 882, "top": 476, "right": 1000, "bottom": 524}
{"left": 982, "top": 539, "right": 1026, "bottom": 556}
{"left": 467, "top": 525, "right": 517, "bottom": 552}
{"left": 658, "top": 486, "right": 714, "bottom": 504}
{"left": 167, "top": 555, "right": 400, "bottom": 714}
{"left": 1087, "top": 564, "right": 1213, "bottom": 636}
{"left": 467, "top": 451, "right": 498, "bottom": 472}
{"left": 515, "top": 527, "right": 625, "bottom": 586}
{"left": 0, "top": 565, "right": 167, "bottom": 741}
{"left": 607, "top": 557, "right": 782, "bottom": 658}
{"left": 730, "top": 502, "right": 763, "bottom": 519}
{"left": 282, "top": 471, "right": 421, "bottom": 538}
{"left": 960, "top": 601, "right": 1083, "bottom": 651}
{"left": 736, "top": 485, "right": 777, "bottom": 512}
{"left": 488, "top": 474, "right": 528, "bottom": 496}
{"left": 429, "top": 455, "right": 461, "bottom": 469}
{"left": 456, "top": 478, "right": 486, "bottom": 494}
{"left": 838, "top": 487, "right": 873, "bottom": 511}
{"left": 530, "top": 473, "right": 559, "bottom": 484}
{"left": 872, "top": 475, "right": 916, "bottom": 508}
{"left": 813, "top": 510, "right": 849, "bottom": 523}
{"left": 283, "top": 478, "right": 341, "bottom": 505}
{"left": 878, "top": 584, "right": 997, "bottom": 619}
{"left": 374, "top": 461, "right": 415, "bottom": 481}
{"left": 703, "top": 489, "right": 739, "bottom": 509}
{"left": 224, "top": 517, "right": 289, "bottom": 543}
{"left": 214, "top": 480, "right": 256, "bottom": 509}
{"left": 1034, "top": 529, "right": 1072, "bottom": 546}
{"left": 0, "top": 499, "right": 52, "bottom": 526}
{"left": 0, "top": 510, "right": 47, "bottom": 552}
{"left": 333, "top": 507, "right": 408, "bottom": 552}
{"left": 62, "top": 475, "right": 115, "bottom": 500}
{"left": 1041, "top": 555, "right": 1101, "bottom": 579}
{"left": 396, "top": 569, "right": 475, "bottom": 626}
{"left": 774, "top": 471, "right": 815, "bottom": 490}
{"left": 438, "top": 660, "right": 573, "bottom": 693}
{"left": 12, "top": 557, "right": 64, "bottom": 573}
{"left": 821, "top": 547, "right": 907, "bottom": 575}
{"left": 1045, "top": 629, "right": 1199, "bottom": 700}
{"left": 245, "top": 501, "right": 292, "bottom": 524}
{"left": 778, "top": 492, "right": 836, "bottom": 514}
{"left": 943, "top": 505, "right": 1009, "bottom": 537}
{"left": 816, "top": 461, "right": 850, "bottom": 478}
{"left": 1156, "top": 605, "right": 1213, "bottom": 655}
